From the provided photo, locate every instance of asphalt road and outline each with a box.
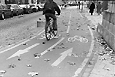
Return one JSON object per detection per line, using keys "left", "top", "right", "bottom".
{"left": 0, "top": 11, "right": 42, "bottom": 30}
{"left": 0, "top": 7, "right": 94, "bottom": 77}
{"left": 0, "top": 11, "right": 44, "bottom": 47}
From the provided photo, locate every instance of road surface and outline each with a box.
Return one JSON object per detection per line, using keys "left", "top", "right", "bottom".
{"left": 0, "top": 6, "right": 95, "bottom": 77}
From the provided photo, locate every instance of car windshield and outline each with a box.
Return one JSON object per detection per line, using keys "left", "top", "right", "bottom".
{"left": 0, "top": 5, "right": 8, "bottom": 9}
{"left": 11, "top": 5, "right": 19, "bottom": 9}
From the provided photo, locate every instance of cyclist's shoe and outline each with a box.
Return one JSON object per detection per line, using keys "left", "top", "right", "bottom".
{"left": 53, "top": 28, "right": 57, "bottom": 31}
{"left": 54, "top": 30, "right": 57, "bottom": 34}
{"left": 54, "top": 34, "right": 58, "bottom": 39}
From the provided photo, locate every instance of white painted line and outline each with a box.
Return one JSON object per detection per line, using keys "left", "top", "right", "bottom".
{"left": 72, "top": 26, "right": 94, "bottom": 77}
{"left": 74, "top": 58, "right": 89, "bottom": 76}
{"left": 87, "top": 26, "right": 94, "bottom": 57}
{"left": 7, "top": 43, "right": 40, "bottom": 59}
{"left": 0, "top": 28, "right": 44, "bottom": 54}
{"left": 66, "top": 13, "right": 71, "bottom": 34}
{"left": 79, "top": 11, "right": 83, "bottom": 18}
{"left": 41, "top": 37, "right": 65, "bottom": 56}
{"left": 30, "top": 29, "right": 45, "bottom": 40}
{"left": 0, "top": 39, "right": 29, "bottom": 54}
{"left": 51, "top": 48, "right": 73, "bottom": 66}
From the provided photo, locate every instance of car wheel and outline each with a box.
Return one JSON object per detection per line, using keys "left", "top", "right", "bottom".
{"left": 1, "top": 13, "right": 5, "bottom": 20}
{"left": 21, "top": 12, "right": 24, "bottom": 15}
{"left": 10, "top": 12, "right": 13, "bottom": 17}
{"left": 16, "top": 11, "right": 19, "bottom": 16}
{"left": 27, "top": 10, "right": 30, "bottom": 14}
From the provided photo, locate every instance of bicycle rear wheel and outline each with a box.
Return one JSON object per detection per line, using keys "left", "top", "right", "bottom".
{"left": 45, "top": 22, "right": 52, "bottom": 41}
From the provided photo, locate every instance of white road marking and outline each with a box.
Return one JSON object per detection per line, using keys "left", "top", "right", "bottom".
{"left": 51, "top": 48, "right": 73, "bottom": 66}
{"left": 7, "top": 43, "right": 40, "bottom": 59}
{"left": 78, "top": 11, "right": 83, "bottom": 18}
{"left": 66, "top": 13, "right": 71, "bottom": 34}
{"left": 86, "top": 26, "right": 94, "bottom": 57}
{"left": 72, "top": 26, "right": 94, "bottom": 77}
{"left": 0, "top": 28, "right": 44, "bottom": 54}
{"left": 41, "top": 37, "right": 65, "bottom": 56}
{"left": 30, "top": 29, "right": 45, "bottom": 40}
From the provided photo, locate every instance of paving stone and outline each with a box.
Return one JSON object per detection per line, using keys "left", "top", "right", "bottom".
{"left": 94, "top": 62, "right": 106, "bottom": 69}
{"left": 103, "top": 64, "right": 114, "bottom": 72}
{"left": 89, "top": 73, "right": 104, "bottom": 77}
{"left": 82, "top": 72, "right": 89, "bottom": 77}
{"left": 87, "top": 64, "right": 94, "bottom": 68}
{"left": 98, "top": 69, "right": 108, "bottom": 76}
{"left": 85, "top": 68, "right": 92, "bottom": 72}
{"left": 91, "top": 56, "right": 97, "bottom": 61}
{"left": 104, "top": 71, "right": 115, "bottom": 77}
{"left": 91, "top": 69, "right": 100, "bottom": 75}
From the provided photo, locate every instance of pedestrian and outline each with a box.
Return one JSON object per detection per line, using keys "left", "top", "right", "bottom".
{"left": 96, "top": 2, "right": 102, "bottom": 15}
{"left": 81, "top": 1, "right": 83, "bottom": 10}
{"left": 89, "top": 2, "right": 95, "bottom": 15}
{"left": 87, "top": 2, "right": 90, "bottom": 9}
{"left": 101, "top": 1, "right": 108, "bottom": 12}
{"left": 78, "top": 1, "right": 80, "bottom": 9}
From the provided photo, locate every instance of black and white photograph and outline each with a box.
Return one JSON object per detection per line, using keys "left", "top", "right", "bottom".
{"left": 0, "top": 0, "right": 115, "bottom": 77}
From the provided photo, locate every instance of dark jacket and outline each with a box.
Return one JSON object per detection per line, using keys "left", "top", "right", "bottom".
{"left": 89, "top": 2, "right": 95, "bottom": 10}
{"left": 43, "top": 1, "right": 61, "bottom": 15}
{"left": 97, "top": 3, "right": 102, "bottom": 12}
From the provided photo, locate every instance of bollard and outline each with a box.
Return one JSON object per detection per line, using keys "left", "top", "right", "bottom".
{"left": 37, "top": 20, "right": 41, "bottom": 27}
{"left": 37, "top": 20, "right": 45, "bottom": 28}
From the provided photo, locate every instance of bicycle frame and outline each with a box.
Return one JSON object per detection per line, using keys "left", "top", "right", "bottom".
{"left": 49, "top": 17, "right": 53, "bottom": 29}
{"left": 45, "top": 17, "right": 55, "bottom": 41}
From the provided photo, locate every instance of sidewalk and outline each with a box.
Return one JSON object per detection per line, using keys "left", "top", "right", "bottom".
{"left": 82, "top": 7, "right": 102, "bottom": 28}
{"left": 81, "top": 7, "right": 115, "bottom": 77}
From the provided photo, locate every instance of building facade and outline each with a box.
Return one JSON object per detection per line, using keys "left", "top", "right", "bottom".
{"left": 0, "top": 0, "right": 5, "bottom": 4}
{"left": 0, "top": 0, "right": 39, "bottom": 4}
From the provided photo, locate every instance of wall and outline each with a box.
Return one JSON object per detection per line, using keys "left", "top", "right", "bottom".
{"left": 97, "top": 1, "right": 115, "bottom": 51}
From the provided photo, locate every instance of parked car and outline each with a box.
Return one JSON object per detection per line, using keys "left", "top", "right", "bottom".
{"left": 7, "top": 4, "right": 24, "bottom": 16}
{"left": 30, "top": 4, "right": 39, "bottom": 12}
{"left": 0, "top": 4, "right": 13, "bottom": 20}
{"left": 37, "top": 3, "right": 44, "bottom": 11}
{"left": 19, "top": 4, "right": 32, "bottom": 14}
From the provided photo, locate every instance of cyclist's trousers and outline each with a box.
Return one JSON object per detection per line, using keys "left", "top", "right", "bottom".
{"left": 45, "top": 13, "right": 57, "bottom": 30}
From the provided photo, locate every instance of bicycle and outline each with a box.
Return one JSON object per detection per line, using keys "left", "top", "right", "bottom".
{"left": 45, "top": 16, "right": 58, "bottom": 41}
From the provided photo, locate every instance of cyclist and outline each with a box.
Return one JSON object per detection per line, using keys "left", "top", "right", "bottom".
{"left": 43, "top": 0, "right": 61, "bottom": 32}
